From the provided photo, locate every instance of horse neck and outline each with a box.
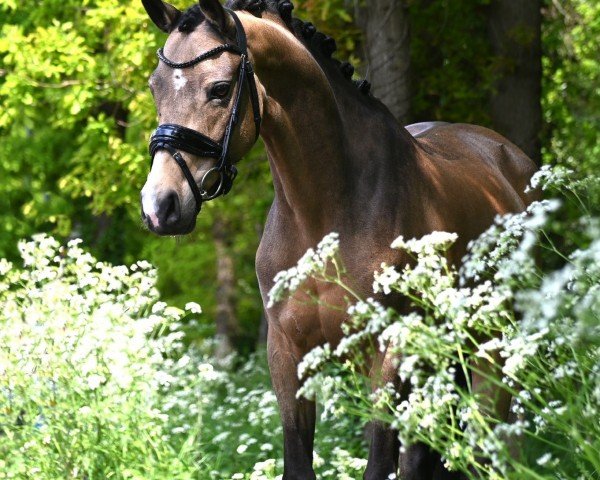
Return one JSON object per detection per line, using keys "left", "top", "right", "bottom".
{"left": 244, "top": 17, "right": 348, "bottom": 232}
{"left": 244, "top": 15, "right": 416, "bottom": 236}
{"left": 309, "top": 48, "right": 418, "bottom": 185}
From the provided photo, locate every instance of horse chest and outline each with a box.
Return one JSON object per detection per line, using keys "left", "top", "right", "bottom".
{"left": 256, "top": 224, "right": 407, "bottom": 353}
{"left": 266, "top": 280, "right": 349, "bottom": 352}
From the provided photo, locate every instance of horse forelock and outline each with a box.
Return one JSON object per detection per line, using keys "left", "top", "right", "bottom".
{"left": 176, "top": 5, "right": 206, "bottom": 33}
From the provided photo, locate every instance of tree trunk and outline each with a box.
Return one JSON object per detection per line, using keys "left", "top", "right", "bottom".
{"left": 487, "top": 0, "right": 543, "bottom": 165}
{"left": 356, "top": 0, "right": 411, "bottom": 125}
{"left": 212, "top": 218, "right": 239, "bottom": 359}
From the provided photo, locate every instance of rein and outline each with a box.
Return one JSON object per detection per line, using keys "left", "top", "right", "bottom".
{"left": 149, "top": 10, "right": 261, "bottom": 213}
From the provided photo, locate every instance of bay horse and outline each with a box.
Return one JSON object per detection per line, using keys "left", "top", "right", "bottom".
{"left": 139, "top": 0, "right": 537, "bottom": 478}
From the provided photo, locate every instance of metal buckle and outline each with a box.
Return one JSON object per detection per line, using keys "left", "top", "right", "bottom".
{"left": 200, "top": 167, "right": 226, "bottom": 201}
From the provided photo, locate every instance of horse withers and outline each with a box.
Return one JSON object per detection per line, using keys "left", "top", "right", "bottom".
{"left": 139, "top": 0, "right": 538, "bottom": 478}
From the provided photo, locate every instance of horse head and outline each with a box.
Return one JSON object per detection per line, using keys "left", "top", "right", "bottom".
{"left": 141, "top": 0, "right": 264, "bottom": 235}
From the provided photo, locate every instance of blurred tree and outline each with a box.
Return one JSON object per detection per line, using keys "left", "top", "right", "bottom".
{"left": 355, "top": 0, "right": 411, "bottom": 124}
{"left": 408, "top": 0, "right": 494, "bottom": 125}
{"left": 487, "top": 0, "right": 543, "bottom": 165}
{"left": 213, "top": 219, "right": 240, "bottom": 358}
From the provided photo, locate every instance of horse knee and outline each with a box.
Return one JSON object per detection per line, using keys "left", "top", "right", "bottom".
{"left": 364, "top": 422, "right": 400, "bottom": 480}
{"left": 399, "top": 443, "right": 437, "bottom": 480}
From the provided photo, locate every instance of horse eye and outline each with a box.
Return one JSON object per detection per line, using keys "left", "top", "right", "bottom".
{"left": 210, "top": 82, "right": 231, "bottom": 99}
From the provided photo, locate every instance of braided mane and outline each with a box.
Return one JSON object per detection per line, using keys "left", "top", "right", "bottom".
{"left": 225, "top": 0, "right": 372, "bottom": 95}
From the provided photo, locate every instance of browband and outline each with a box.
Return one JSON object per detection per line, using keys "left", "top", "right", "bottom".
{"left": 157, "top": 44, "right": 242, "bottom": 69}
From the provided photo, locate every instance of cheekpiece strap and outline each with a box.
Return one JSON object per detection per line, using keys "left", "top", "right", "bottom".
{"left": 228, "top": 9, "right": 261, "bottom": 138}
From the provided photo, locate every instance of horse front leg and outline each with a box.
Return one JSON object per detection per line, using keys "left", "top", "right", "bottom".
{"left": 365, "top": 420, "right": 401, "bottom": 479}
{"left": 471, "top": 351, "right": 511, "bottom": 423}
{"left": 365, "top": 349, "right": 458, "bottom": 480}
{"left": 268, "top": 328, "right": 316, "bottom": 480}
{"left": 470, "top": 350, "right": 512, "bottom": 476}
{"left": 364, "top": 348, "right": 401, "bottom": 480}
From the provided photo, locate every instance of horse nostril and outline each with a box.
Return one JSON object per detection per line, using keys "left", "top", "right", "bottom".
{"left": 163, "top": 192, "right": 180, "bottom": 226}
{"left": 156, "top": 191, "right": 180, "bottom": 227}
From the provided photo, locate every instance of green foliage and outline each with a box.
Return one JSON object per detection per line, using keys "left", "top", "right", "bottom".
{"left": 0, "top": 235, "right": 203, "bottom": 479}
{"left": 408, "top": 0, "right": 494, "bottom": 124}
{"left": 295, "top": 0, "right": 361, "bottom": 60}
{"left": 0, "top": 0, "right": 273, "bottom": 342}
{"left": 0, "top": 0, "right": 158, "bottom": 259}
{"left": 0, "top": 237, "right": 366, "bottom": 479}
{"left": 542, "top": 0, "right": 600, "bottom": 173}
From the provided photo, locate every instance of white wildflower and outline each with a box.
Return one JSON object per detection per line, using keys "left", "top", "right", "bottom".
{"left": 152, "top": 301, "right": 168, "bottom": 314}
{"left": 267, "top": 233, "right": 340, "bottom": 307}
{"left": 526, "top": 165, "right": 572, "bottom": 192}
{"left": 373, "top": 263, "right": 401, "bottom": 295}
{"left": 177, "top": 355, "right": 191, "bottom": 368}
{"left": 87, "top": 374, "right": 105, "bottom": 390}
{"left": 536, "top": 453, "right": 553, "bottom": 466}
{"left": 298, "top": 344, "right": 331, "bottom": 379}
{"left": 198, "top": 363, "right": 221, "bottom": 382}
{"left": 392, "top": 231, "right": 458, "bottom": 255}
{"left": 184, "top": 302, "right": 202, "bottom": 314}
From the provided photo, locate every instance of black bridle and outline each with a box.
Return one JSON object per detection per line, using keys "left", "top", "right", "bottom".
{"left": 149, "top": 10, "right": 261, "bottom": 214}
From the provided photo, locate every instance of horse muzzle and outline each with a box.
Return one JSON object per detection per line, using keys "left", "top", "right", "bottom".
{"left": 141, "top": 189, "right": 196, "bottom": 236}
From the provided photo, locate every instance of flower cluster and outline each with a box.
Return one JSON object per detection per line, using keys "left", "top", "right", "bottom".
{"left": 0, "top": 235, "right": 376, "bottom": 480}
{"left": 267, "top": 232, "right": 340, "bottom": 307}
{"left": 461, "top": 199, "right": 561, "bottom": 284}
{"left": 280, "top": 167, "right": 600, "bottom": 479}
{"left": 0, "top": 235, "right": 197, "bottom": 478}
{"left": 0, "top": 235, "right": 369, "bottom": 479}
{"left": 525, "top": 164, "right": 573, "bottom": 192}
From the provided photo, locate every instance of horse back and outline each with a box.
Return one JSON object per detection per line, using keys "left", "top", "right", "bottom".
{"left": 408, "top": 122, "right": 538, "bottom": 209}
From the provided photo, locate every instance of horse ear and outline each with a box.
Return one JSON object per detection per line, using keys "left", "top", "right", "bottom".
{"left": 199, "top": 0, "right": 236, "bottom": 36}
{"left": 142, "top": 0, "right": 182, "bottom": 33}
